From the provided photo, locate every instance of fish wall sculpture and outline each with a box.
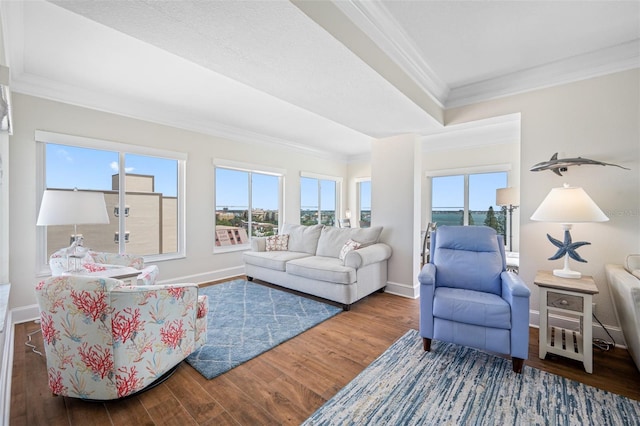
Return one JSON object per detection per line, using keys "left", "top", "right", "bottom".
{"left": 530, "top": 153, "right": 630, "bottom": 176}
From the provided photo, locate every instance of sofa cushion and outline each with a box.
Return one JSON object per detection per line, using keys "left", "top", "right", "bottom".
{"left": 266, "top": 234, "right": 289, "bottom": 251}
{"left": 286, "top": 256, "right": 356, "bottom": 284}
{"left": 243, "top": 250, "right": 311, "bottom": 272}
{"left": 433, "top": 287, "right": 511, "bottom": 330}
{"left": 282, "top": 224, "right": 324, "bottom": 255}
{"left": 316, "top": 226, "right": 383, "bottom": 258}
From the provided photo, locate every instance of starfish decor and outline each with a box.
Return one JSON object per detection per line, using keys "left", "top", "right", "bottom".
{"left": 546, "top": 230, "right": 591, "bottom": 263}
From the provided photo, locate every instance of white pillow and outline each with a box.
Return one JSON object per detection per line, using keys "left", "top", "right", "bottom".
{"left": 339, "top": 239, "right": 361, "bottom": 262}
{"left": 266, "top": 234, "right": 289, "bottom": 252}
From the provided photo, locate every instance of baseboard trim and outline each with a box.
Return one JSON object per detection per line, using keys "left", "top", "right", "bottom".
{"left": 385, "top": 280, "right": 418, "bottom": 299}
{"left": 157, "top": 266, "right": 246, "bottom": 286}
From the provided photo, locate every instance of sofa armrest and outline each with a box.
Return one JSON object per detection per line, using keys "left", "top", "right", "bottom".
{"left": 251, "top": 237, "right": 267, "bottom": 252}
{"left": 111, "top": 282, "right": 201, "bottom": 315}
{"left": 89, "top": 251, "right": 144, "bottom": 270}
{"left": 344, "top": 243, "right": 392, "bottom": 269}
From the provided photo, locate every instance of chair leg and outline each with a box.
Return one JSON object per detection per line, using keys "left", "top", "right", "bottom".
{"left": 512, "top": 357, "right": 524, "bottom": 374}
{"left": 423, "top": 338, "right": 431, "bottom": 351}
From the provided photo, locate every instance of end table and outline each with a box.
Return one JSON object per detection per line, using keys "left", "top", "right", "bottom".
{"left": 534, "top": 270, "right": 599, "bottom": 373}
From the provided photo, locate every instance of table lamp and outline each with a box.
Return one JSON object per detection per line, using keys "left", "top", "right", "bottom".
{"left": 530, "top": 183, "right": 608, "bottom": 279}
{"left": 37, "top": 189, "right": 110, "bottom": 269}
{"left": 496, "top": 187, "right": 519, "bottom": 252}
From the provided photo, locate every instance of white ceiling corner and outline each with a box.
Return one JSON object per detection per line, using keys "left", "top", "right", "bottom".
{"left": 2, "top": 0, "right": 639, "bottom": 159}
{"left": 332, "top": 0, "right": 450, "bottom": 107}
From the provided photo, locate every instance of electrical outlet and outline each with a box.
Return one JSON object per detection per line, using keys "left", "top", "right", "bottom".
{"left": 592, "top": 302, "right": 597, "bottom": 315}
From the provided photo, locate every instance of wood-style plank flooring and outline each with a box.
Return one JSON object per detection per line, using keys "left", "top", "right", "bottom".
{"left": 10, "top": 278, "right": 640, "bottom": 425}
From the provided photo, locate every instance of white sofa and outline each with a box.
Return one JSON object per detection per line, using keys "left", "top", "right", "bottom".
{"left": 243, "top": 223, "right": 392, "bottom": 310}
{"left": 605, "top": 254, "right": 640, "bottom": 372}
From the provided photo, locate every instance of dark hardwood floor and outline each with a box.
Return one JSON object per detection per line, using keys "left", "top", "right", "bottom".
{"left": 10, "top": 278, "right": 640, "bottom": 425}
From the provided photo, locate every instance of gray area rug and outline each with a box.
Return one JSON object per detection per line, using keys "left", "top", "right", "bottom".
{"left": 186, "top": 279, "right": 342, "bottom": 379}
{"left": 304, "top": 329, "right": 640, "bottom": 425}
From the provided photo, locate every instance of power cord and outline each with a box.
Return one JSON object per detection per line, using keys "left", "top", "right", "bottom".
{"left": 592, "top": 312, "right": 616, "bottom": 351}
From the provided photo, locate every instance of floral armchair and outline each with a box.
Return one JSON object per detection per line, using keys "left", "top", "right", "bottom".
{"left": 35, "top": 275, "right": 208, "bottom": 400}
{"left": 49, "top": 249, "right": 159, "bottom": 286}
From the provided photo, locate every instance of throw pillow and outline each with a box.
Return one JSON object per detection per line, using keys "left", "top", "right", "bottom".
{"left": 266, "top": 234, "right": 289, "bottom": 252}
{"left": 339, "top": 239, "right": 361, "bottom": 262}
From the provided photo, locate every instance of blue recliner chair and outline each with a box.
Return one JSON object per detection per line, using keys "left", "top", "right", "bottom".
{"left": 419, "top": 225, "right": 531, "bottom": 373}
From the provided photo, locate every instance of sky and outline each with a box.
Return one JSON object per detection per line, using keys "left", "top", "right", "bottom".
{"left": 46, "top": 144, "right": 178, "bottom": 197}
{"left": 47, "top": 143, "right": 504, "bottom": 213}
{"left": 432, "top": 172, "right": 507, "bottom": 211}
{"left": 47, "top": 143, "right": 336, "bottom": 212}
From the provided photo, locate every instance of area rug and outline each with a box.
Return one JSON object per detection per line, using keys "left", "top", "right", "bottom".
{"left": 303, "top": 329, "right": 640, "bottom": 425}
{"left": 186, "top": 279, "right": 342, "bottom": 379}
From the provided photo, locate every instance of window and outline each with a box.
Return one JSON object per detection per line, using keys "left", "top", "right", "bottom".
{"left": 214, "top": 163, "right": 282, "bottom": 249}
{"left": 37, "top": 131, "right": 186, "bottom": 272}
{"left": 431, "top": 170, "right": 507, "bottom": 236}
{"left": 300, "top": 174, "right": 340, "bottom": 226}
{"left": 357, "top": 179, "right": 371, "bottom": 228}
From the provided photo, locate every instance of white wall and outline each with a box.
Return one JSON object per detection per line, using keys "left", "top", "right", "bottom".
{"left": 7, "top": 69, "right": 639, "bottom": 343}
{"left": 371, "top": 134, "right": 422, "bottom": 298}
{"left": 7, "top": 93, "right": 348, "bottom": 310}
{"left": 445, "top": 69, "right": 640, "bottom": 335}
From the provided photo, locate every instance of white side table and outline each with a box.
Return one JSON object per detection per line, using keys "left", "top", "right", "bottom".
{"left": 535, "top": 270, "right": 599, "bottom": 373}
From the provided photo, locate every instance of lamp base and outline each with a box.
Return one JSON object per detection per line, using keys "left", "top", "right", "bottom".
{"left": 553, "top": 268, "right": 582, "bottom": 279}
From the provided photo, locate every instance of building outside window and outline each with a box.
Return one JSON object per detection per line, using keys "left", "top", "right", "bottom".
{"left": 214, "top": 165, "right": 281, "bottom": 248}
{"left": 431, "top": 171, "right": 507, "bottom": 237}
{"left": 300, "top": 175, "right": 339, "bottom": 226}
{"left": 37, "top": 132, "right": 186, "bottom": 272}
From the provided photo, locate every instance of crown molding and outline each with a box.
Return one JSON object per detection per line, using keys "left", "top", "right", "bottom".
{"left": 11, "top": 72, "right": 350, "bottom": 162}
{"left": 333, "top": 1, "right": 639, "bottom": 111}
{"left": 444, "top": 40, "right": 640, "bottom": 108}
{"left": 421, "top": 113, "right": 521, "bottom": 153}
{"left": 332, "top": 0, "right": 449, "bottom": 107}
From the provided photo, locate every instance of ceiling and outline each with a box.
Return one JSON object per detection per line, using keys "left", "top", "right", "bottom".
{"left": 2, "top": 1, "right": 639, "bottom": 159}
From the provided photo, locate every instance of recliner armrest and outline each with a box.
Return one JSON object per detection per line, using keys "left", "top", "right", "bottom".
{"left": 344, "top": 243, "right": 392, "bottom": 268}
{"left": 501, "top": 271, "right": 531, "bottom": 300}
{"left": 418, "top": 263, "right": 436, "bottom": 286}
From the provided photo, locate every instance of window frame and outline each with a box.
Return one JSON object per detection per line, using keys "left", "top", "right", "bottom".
{"left": 213, "top": 159, "right": 285, "bottom": 253}
{"left": 300, "top": 171, "right": 343, "bottom": 227}
{"left": 426, "top": 164, "right": 511, "bottom": 226}
{"left": 36, "top": 131, "right": 187, "bottom": 275}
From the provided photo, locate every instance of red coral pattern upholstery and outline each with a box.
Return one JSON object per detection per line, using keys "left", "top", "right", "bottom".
{"left": 49, "top": 250, "right": 159, "bottom": 286}
{"left": 35, "top": 275, "right": 208, "bottom": 400}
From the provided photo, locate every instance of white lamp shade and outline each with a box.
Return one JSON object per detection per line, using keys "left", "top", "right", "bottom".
{"left": 530, "top": 184, "right": 609, "bottom": 224}
{"left": 496, "top": 187, "right": 519, "bottom": 206}
{"left": 37, "top": 189, "right": 110, "bottom": 226}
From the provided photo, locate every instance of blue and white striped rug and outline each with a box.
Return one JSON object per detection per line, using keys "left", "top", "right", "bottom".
{"left": 304, "top": 329, "right": 640, "bottom": 425}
